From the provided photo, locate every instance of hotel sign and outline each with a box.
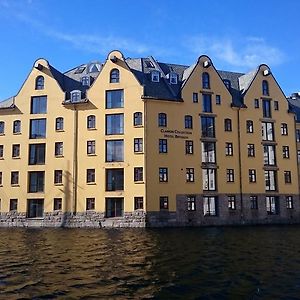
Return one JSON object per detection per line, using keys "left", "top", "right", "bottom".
{"left": 160, "top": 129, "right": 192, "bottom": 139}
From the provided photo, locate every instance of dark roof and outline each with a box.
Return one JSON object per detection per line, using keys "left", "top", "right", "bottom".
{"left": 287, "top": 93, "right": 300, "bottom": 122}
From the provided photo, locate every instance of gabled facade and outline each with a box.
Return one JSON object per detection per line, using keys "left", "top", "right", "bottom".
{"left": 0, "top": 50, "right": 299, "bottom": 227}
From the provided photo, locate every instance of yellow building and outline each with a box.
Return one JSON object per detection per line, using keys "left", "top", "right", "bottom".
{"left": 0, "top": 50, "right": 298, "bottom": 227}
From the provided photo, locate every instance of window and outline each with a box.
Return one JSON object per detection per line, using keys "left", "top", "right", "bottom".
{"left": 87, "top": 140, "right": 96, "bottom": 155}
{"left": 262, "top": 122, "right": 274, "bottom": 141}
{"left": 12, "top": 144, "right": 20, "bottom": 158}
{"left": 106, "top": 198, "right": 124, "bottom": 217}
{"left": 13, "top": 120, "right": 21, "bottom": 134}
{"left": 10, "top": 199, "right": 18, "bottom": 211}
{"left": 185, "top": 115, "right": 193, "bottom": 129}
{"left": 81, "top": 76, "right": 90, "bottom": 86}
{"left": 286, "top": 196, "right": 293, "bottom": 209}
{"left": 281, "top": 123, "right": 288, "bottom": 135}
{"left": 226, "top": 169, "right": 234, "bottom": 182}
{"left": 186, "top": 168, "right": 194, "bottom": 182}
{"left": 0, "top": 172, "right": 2, "bottom": 185}
{"left": 27, "top": 199, "right": 44, "bottom": 218}
{"left": 151, "top": 71, "right": 160, "bottom": 82}
{"left": 28, "top": 171, "right": 45, "bottom": 192}
{"left": 35, "top": 76, "right": 44, "bottom": 90}
{"left": 159, "top": 139, "right": 167, "bottom": 153}
{"left": 110, "top": 69, "right": 120, "bottom": 83}
{"left": 11, "top": 171, "right": 19, "bottom": 185}
{"left": 216, "top": 95, "right": 221, "bottom": 105}
{"left": 71, "top": 90, "right": 81, "bottom": 102}
{"left": 106, "top": 169, "right": 124, "bottom": 191}
{"left": 249, "top": 169, "right": 256, "bottom": 183}
{"left": 193, "top": 93, "right": 198, "bottom": 103}
{"left": 54, "top": 170, "right": 63, "bottom": 184}
{"left": 223, "top": 79, "right": 231, "bottom": 89}
{"left": 0, "top": 145, "right": 3, "bottom": 158}
{"left": 87, "top": 115, "right": 96, "bottom": 129}
{"left": 187, "top": 195, "right": 196, "bottom": 211}
{"left": 0, "top": 121, "right": 4, "bottom": 134}
{"left": 224, "top": 119, "right": 232, "bottom": 132}
{"left": 201, "top": 116, "right": 215, "bottom": 137}
{"left": 106, "top": 89, "right": 124, "bottom": 108}
{"left": 263, "top": 145, "right": 276, "bottom": 166}
{"left": 106, "top": 114, "right": 124, "bottom": 135}
{"left": 203, "top": 196, "right": 217, "bottom": 216}
{"left": 86, "top": 198, "right": 95, "bottom": 210}
{"left": 55, "top": 142, "right": 63, "bottom": 156}
{"left": 134, "top": 197, "right": 144, "bottom": 210}
{"left": 250, "top": 196, "right": 258, "bottom": 210}
{"left": 262, "top": 80, "right": 269, "bottom": 96}
{"left": 246, "top": 120, "right": 253, "bottom": 133}
{"left": 159, "top": 196, "right": 168, "bottom": 209}
{"left": 133, "top": 112, "right": 143, "bottom": 126}
{"left": 298, "top": 150, "right": 300, "bottom": 163}
{"left": 31, "top": 96, "right": 47, "bottom": 114}
{"left": 201, "top": 142, "right": 215, "bottom": 163}
{"left": 225, "top": 142, "right": 233, "bottom": 156}
{"left": 75, "top": 66, "right": 85, "bottom": 74}
{"left": 296, "top": 129, "right": 300, "bottom": 142}
{"left": 134, "top": 138, "right": 143, "bottom": 153}
{"left": 284, "top": 171, "right": 292, "bottom": 184}
{"left": 202, "top": 168, "right": 216, "bottom": 191}
{"left": 248, "top": 144, "right": 255, "bottom": 157}
{"left": 274, "top": 101, "right": 279, "bottom": 111}
{"left": 106, "top": 140, "right": 124, "bottom": 162}
{"left": 202, "top": 72, "right": 210, "bottom": 89}
{"left": 29, "top": 143, "right": 45, "bottom": 165}
{"left": 55, "top": 117, "right": 64, "bottom": 131}
{"left": 134, "top": 167, "right": 143, "bottom": 182}
{"left": 54, "top": 198, "right": 62, "bottom": 211}
{"left": 159, "top": 168, "right": 168, "bottom": 182}
{"left": 254, "top": 99, "right": 259, "bottom": 108}
{"left": 202, "top": 94, "right": 212, "bottom": 112}
{"left": 87, "top": 169, "right": 95, "bottom": 183}
{"left": 266, "top": 196, "right": 279, "bottom": 215}
{"left": 228, "top": 196, "right": 236, "bottom": 210}
{"left": 265, "top": 170, "right": 277, "bottom": 191}
{"left": 262, "top": 99, "right": 271, "bottom": 118}
{"left": 170, "top": 73, "right": 177, "bottom": 84}
{"left": 30, "top": 118, "right": 46, "bottom": 139}
{"left": 158, "top": 113, "right": 167, "bottom": 127}
{"left": 185, "top": 140, "right": 193, "bottom": 154}
{"left": 283, "top": 146, "right": 290, "bottom": 159}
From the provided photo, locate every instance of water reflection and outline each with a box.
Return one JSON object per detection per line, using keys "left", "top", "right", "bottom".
{"left": 1, "top": 226, "right": 300, "bottom": 298}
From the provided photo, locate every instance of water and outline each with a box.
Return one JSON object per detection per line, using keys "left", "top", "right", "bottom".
{"left": 1, "top": 226, "right": 300, "bottom": 299}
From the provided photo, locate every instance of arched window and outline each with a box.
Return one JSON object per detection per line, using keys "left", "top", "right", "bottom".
{"left": 262, "top": 80, "right": 269, "bottom": 96}
{"left": 110, "top": 69, "right": 120, "bottom": 83}
{"left": 13, "top": 120, "right": 21, "bottom": 134}
{"left": 87, "top": 115, "right": 96, "bottom": 129}
{"left": 55, "top": 117, "right": 64, "bottom": 131}
{"left": 185, "top": 115, "right": 193, "bottom": 129}
{"left": 0, "top": 121, "right": 5, "bottom": 134}
{"left": 224, "top": 118, "right": 232, "bottom": 132}
{"left": 133, "top": 112, "right": 143, "bottom": 126}
{"left": 158, "top": 113, "right": 167, "bottom": 127}
{"left": 202, "top": 72, "right": 210, "bottom": 89}
{"left": 35, "top": 76, "right": 44, "bottom": 90}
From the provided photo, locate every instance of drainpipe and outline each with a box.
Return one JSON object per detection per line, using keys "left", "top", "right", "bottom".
{"left": 72, "top": 106, "right": 78, "bottom": 214}
{"left": 237, "top": 107, "right": 244, "bottom": 222}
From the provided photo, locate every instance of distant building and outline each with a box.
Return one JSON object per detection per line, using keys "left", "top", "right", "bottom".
{"left": 0, "top": 50, "right": 299, "bottom": 227}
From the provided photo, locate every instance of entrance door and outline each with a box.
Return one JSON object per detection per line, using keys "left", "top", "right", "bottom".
{"left": 27, "top": 199, "right": 44, "bottom": 218}
{"left": 105, "top": 198, "right": 124, "bottom": 217}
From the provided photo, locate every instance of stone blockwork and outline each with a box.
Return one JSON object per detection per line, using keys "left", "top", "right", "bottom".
{"left": 0, "top": 211, "right": 146, "bottom": 228}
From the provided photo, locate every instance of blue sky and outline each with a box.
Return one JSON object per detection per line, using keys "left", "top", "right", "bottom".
{"left": 0, "top": 0, "right": 299, "bottom": 100}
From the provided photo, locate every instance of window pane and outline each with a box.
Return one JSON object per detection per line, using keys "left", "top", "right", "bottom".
{"left": 106, "top": 90, "right": 124, "bottom": 108}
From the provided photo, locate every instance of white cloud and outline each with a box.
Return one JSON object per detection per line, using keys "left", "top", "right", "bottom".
{"left": 185, "top": 35, "right": 285, "bottom": 69}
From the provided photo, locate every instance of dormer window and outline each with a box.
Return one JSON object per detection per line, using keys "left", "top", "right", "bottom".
{"left": 71, "top": 90, "right": 81, "bottom": 103}
{"left": 89, "top": 63, "right": 100, "bottom": 73}
{"left": 35, "top": 76, "right": 44, "bottom": 90}
{"left": 75, "top": 66, "right": 85, "bottom": 74}
{"left": 81, "top": 76, "right": 90, "bottom": 86}
{"left": 223, "top": 79, "right": 231, "bottom": 90}
{"left": 169, "top": 73, "right": 177, "bottom": 84}
{"left": 151, "top": 71, "right": 160, "bottom": 82}
{"left": 110, "top": 69, "right": 120, "bottom": 83}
